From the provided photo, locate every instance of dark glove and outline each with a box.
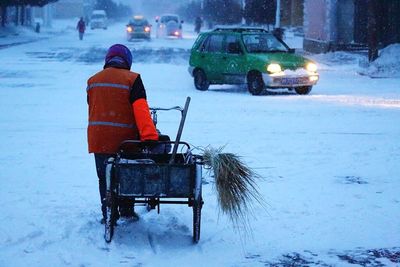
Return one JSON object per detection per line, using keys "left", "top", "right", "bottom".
{"left": 141, "top": 140, "right": 159, "bottom": 150}
{"left": 142, "top": 135, "right": 171, "bottom": 154}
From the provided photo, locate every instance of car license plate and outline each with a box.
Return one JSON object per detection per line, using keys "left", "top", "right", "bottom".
{"left": 281, "top": 77, "right": 306, "bottom": 85}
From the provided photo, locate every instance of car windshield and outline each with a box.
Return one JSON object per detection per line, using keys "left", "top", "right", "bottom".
{"left": 161, "top": 16, "right": 179, "bottom": 23}
{"left": 242, "top": 33, "right": 288, "bottom": 53}
{"left": 92, "top": 14, "right": 105, "bottom": 19}
{"left": 129, "top": 19, "right": 148, "bottom": 26}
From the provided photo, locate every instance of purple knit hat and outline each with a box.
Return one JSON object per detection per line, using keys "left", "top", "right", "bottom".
{"left": 105, "top": 44, "right": 132, "bottom": 68}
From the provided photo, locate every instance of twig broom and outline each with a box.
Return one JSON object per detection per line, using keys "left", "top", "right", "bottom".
{"left": 202, "top": 146, "right": 265, "bottom": 233}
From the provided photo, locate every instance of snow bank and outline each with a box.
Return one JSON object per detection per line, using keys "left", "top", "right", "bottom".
{"left": 309, "top": 51, "right": 365, "bottom": 72}
{"left": 362, "top": 43, "right": 400, "bottom": 78}
{"left": 0, "top": 19, "right": 76, "bottom": 49}
{"left": 309, "top": 44, "right": 400, "bottom": 79}
{"left": 0, "top": 26, "right": 42, "bottom": 48}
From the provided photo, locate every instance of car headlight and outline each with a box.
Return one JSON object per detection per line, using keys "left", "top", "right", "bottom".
{"left": 306, "top": 62, "right": 317, "bottom": 72}
{"left": 267, "top": 63, "right": 282, "bottom": 73}
{"left": 127, "top": 26, "right": 133, "bottom": 32}
{"left": 144, "top": 26, "right": 151, "bottom": 32}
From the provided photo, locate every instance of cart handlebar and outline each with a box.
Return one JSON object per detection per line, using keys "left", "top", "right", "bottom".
{"left": 150, "top": 106, "right": 183, "bottom": 112}
{"left": 118, "top": 140, "right": 191, "bottom": 153}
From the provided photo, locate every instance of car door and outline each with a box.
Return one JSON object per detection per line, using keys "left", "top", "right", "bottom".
{"left": 221, "top": 34, "right": 247, "bottom": 84}
{"left": 198, "top": 34, "right": 225, "bottom": 83}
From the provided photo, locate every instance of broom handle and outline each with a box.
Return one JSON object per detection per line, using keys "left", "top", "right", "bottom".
{"left": 169, "top": 97, "right": 191, "bottom": 164}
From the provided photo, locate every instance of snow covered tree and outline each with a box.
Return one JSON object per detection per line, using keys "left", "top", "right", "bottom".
{"left": 7, "top": 0, "right": 58, "bottom": 7}
{"left": 177, "top": 1, "right": 202, "bottom": 23}
{"left": 95, "top": 0, "right": 132, "bottom": 19}
{"left": 203, "top": 0, "right": 242, "bottom": 27}
{"left": 244, "top": 0, "right": 275, "bottom": 25}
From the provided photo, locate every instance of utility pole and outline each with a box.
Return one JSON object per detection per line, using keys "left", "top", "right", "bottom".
{"left": 275, "top": 0, "right": 281, "bottom": 28}
{"left": 241, "top": 0, "right": 245, "bottom": 24}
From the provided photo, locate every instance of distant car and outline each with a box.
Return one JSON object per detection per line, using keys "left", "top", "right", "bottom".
{"left": 126, "top": 16, "right": 151, "bottom": 40}
{"left": 188, "top": 27, "right": 319, "bottom": 95}
{"left": 155, "top": 14, "right": 183, "bottom": 38}
{"left": 90, "top": 10, "right": 108, "bottom": 30}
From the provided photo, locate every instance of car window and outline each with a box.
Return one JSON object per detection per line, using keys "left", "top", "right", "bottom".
{"left": 193, "top": 34, "right": 207, "bottom": 51}
{"left": 130, "top": 19, "right": 148, "bottom": 26}
{"left": 206, "top": 35, "right": 224, "bottom": 53}
{"left": 92, "top": 14, "right": 105, "bottom": 19}
{"left": 198, "top": 35, "right": 210, "bottom": 52}
{"left": 224, "top": 35, "right": 240, "bottom": 53}
{"left": 161, "top": 16, "right": 179, "bottom": 23}
{"left": 242, "top": 33, "right": 288, "bottom": 53}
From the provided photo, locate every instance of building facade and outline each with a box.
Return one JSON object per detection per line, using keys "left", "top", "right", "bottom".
{"left": 280, "top": 0, "right": 304, "bottom": 28}
{"left": 303, "top": 0, "right": 400, "bottom": 53}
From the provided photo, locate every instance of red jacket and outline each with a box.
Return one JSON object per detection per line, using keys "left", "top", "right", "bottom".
{"left": 87, "top": 67, "right": 158, "bottom": 153}
{"left": 77, "top": 20, "right": 86, "bottom": 33}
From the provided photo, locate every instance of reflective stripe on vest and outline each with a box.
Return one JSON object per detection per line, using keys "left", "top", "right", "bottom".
{"left": 86, "top": 82, "right": 130, "bottom": 91}
{"left": 89, "top": 121, "right": 135, "bottom": 128}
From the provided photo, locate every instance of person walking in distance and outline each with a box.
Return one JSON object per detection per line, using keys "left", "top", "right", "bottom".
{"left": 194, "top": 16, "right": 202, "bottom": 34}
{"left": 77, "top": 17, "right": 86, "bottom": 40}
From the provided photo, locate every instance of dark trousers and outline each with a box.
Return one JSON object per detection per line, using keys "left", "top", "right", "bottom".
{"left": 94, "top": 153, "right": 114, "bottom": 218}
{"left": 94, "top": 153, "right": 133, "bottom": 218}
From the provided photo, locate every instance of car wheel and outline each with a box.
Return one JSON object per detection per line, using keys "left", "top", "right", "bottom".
{"left": 194, "top": 69, "right": 209, "bottom": 91}
{"left": 247, "top": 71, "right": 264, "bottom": 95}
{"left": 295, "top": 86, "right": 312, "bottom": 95}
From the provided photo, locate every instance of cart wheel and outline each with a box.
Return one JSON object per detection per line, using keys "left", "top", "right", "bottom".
{"left": 104, "top": 191, "right": 116, "bottom": 243}
{"left": 192, "top": 197, "right": 202, "bottom": 243}
{"left": 104, "top": 160, "right": 117, "bottom": 243}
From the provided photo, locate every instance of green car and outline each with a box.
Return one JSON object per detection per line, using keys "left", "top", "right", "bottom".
{"left": 188, "top": 28, "right": 319, "bottom": 95}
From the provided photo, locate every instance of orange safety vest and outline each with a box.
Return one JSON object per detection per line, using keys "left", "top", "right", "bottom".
{"left": 87, "top": 68, "right": 140, "bottom": 153}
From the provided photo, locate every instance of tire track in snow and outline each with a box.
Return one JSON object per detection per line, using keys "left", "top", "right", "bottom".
{"left": 3, "top": 230, "right": 43, "bottom": 247}
{"left": 308, "top": 95, "right": 400, "bottom": 109}
{"left": 147, "top": 231, "right": 157, "bottom": 254}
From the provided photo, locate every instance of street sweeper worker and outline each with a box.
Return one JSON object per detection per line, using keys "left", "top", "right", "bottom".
{"left": 87, "top": 43, "right": 158, "bottom": 222}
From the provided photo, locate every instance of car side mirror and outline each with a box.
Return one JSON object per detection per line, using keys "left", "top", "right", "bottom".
{"left": 228, "top": 42, "right": 242, "bottom": 54}
{"left": 288, "top": 48, "right": 295, "bottom": 54}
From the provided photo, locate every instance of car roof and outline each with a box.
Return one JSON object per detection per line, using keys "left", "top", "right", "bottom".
{"left": 133, "top": 15, "right": 146, "bottom": 20}
{"left": 92, "top": 10, "right": 106, "bottom": 15}
{"left": 131, "top": 18, "right": 147, "bottom": 22}
{"left": 212, "top": 27, "right": 269, "bottom": 34}
{"left": 160, "top": 14, "right": 179, "bottom": 18}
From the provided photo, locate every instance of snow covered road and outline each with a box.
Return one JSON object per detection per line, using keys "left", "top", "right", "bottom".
{"left": 0, "top": 21, "right": 399, "bottom": 266}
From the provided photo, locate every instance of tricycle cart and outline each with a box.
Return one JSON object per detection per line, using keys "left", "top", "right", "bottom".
{"left": 103, "top": 98, "right": 204, "bottom": 243}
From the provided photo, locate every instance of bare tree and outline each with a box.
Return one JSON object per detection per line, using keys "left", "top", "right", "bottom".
{"left": 367, "top": 0, "right": 378, "bottom": 62}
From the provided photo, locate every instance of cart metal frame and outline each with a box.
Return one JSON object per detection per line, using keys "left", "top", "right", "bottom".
{"left": 103, "top": 140, "right": 203, "bottom": 243}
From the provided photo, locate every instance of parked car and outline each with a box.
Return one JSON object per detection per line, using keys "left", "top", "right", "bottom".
{"left": 188, "top": 27, "right": 319, "bottom": 95}
{"left": 155, "top": 14, "right": 183, "bottom": 38}
{"left": 126, "top": 16, "right": 151, "bottom": 40}
{"left": 90, "top": 10, "right": 108, "bottom": 30}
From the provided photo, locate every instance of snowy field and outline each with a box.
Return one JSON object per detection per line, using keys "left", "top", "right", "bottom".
{"left": 0, "top": 20, "right": 399, "bottom": 266}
